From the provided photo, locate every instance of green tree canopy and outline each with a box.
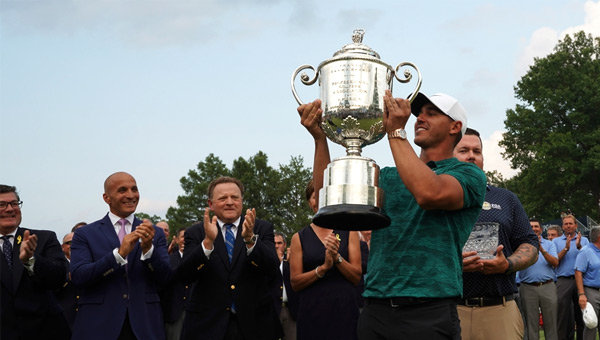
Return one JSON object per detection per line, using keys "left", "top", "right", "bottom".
{"left": 165, "top": 152, "right": 313, "bottom": 240}
{"left": 134, "top": 212, "right": 163, "bottom": 224}
{"left": 500, "top": 31, "right": 600, "bottom": 221}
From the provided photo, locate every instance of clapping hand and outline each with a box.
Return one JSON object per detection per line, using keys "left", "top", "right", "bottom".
{"left": 202, "top": 207, "right": 219, "bottom": 250}
{"left": 322, "top": 233, "right": 340, "bottom": 270}
{"left": 19, "top": 230, "right": 38, "bottom": 263}
{"left": 135, "top": 219, "right": 155, "bottom": 254}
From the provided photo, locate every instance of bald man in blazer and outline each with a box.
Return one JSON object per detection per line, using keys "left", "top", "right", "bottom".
{"left": 70, "top": 172, "right": 171, "bottom": 340}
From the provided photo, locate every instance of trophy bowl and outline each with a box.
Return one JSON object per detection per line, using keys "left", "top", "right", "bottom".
{"left": 291, "top": 29, "right": 421, "bottom": 230}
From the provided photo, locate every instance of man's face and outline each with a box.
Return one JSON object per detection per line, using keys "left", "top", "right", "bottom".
{"left": 62, "top": 232, "right": 74, "bottom": 259}
{"left": 103, "top": 173, "right": 139, "bottom": 218}
{"left": 413, "top": 103, "right": 457, "bottom": 149}
{"left": 274, "top": 235, "right": 286, "bottom": 255}
{"left": 547, "top": 229, "right": 559, "bottom": 241}
{"left": 156, "top": 222, "right": 169, "bottom": 240}
{"left": 0, "top": 192, "right": 21, "bottom": 235}
{"left": 176, "top": 230, "right": 186, "bottom": 251}
{"left": 208, "top": 182, "right": 243, "bottom": 224}
{"left": 453, "top": 134, "right": 484, "bottom": 170}
{"left": 562, "top": 217, "right": 577, "bottom": 235}
{"left": 530, "top": 221, "right": 542, "bottom": 236}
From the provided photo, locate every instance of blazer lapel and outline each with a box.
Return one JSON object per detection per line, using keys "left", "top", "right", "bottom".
{"left": 127, "top": 218, "right": 142, "bottom": 267}
{"left": 12, "top": 227, "right": 25, "bottom": 292}
{"left": 99, "top": 214, "right": 121, "bottom": 250}
{"left": 0, "top": 249, "right": 12, "bottom": 293}
{"left": 215, "top": 224, "right": 230, "bottom": 268}
{"left": 231, "top": 217, "right": 246, "bottom": 267}
{"left": 0, "top": 230, "right": 16, "bottom": 293}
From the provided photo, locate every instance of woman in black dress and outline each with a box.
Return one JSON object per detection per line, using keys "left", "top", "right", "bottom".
{"left": 289, "top": 180, "right": 362, "bottom": 340}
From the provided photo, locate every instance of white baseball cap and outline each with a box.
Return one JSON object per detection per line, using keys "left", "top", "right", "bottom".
{"left": 410, "top": 92, "right": 467, "bottom": 137}
{"left": 583, "top": 302, "right": 598, "bottom": 329}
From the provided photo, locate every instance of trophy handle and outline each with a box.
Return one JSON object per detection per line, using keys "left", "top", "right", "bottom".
{"left": 291, "top": 64, "right": 319, "bottom": 106}
{"left": 394, "top": 62, "right": 422, "bottom": 103}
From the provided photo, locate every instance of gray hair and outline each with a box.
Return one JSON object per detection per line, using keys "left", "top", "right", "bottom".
{"left": 547, "top": 224, "right": 563, "bottom": 236}
{"left": 590, "top": 227, "right": 600, "bottom": 243}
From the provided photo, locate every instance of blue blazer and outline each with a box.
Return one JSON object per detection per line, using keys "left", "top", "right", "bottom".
{"left": 178, "top": 217, "right": 283, "bottom": 340}
{"left": 70, "top": 214, "right": 171, "bottom": 340}
{"left": 1, "top": 227, "right": 70, "bottom": 340}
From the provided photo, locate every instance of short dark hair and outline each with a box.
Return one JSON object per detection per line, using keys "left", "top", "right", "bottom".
{"left": 0, "top": 185, "right": 19, "bottom": 201}
{"left": 463, "top": 128, "right": 482, "bottom": 147}
{"left": 176, "top": 227, "right": 187, "bottom": 238}
{"left": 71, "top": 222, "right": 87, "bottom": 232}
{"left": 207, "top": 177, "right": 244, "bottom": 199}
{"left": 305, "top": 179, "right": 315, "bottom": 202}
{"left": 529, "top": 218, "right": 540, "bottom": 224}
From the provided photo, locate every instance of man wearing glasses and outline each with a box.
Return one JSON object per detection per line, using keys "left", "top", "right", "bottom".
{"left": 0, "top": 184, "right": 70, "bottom": 340}
{"left": 62, "top": 232, "right": 74, "bottom": 260}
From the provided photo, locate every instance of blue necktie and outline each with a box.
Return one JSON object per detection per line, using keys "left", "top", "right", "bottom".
{"left": 225, "top": 224, "right": 235, "bottom": 263}
{"left": 224, "top": 224, "right": 237, "bottom": 313}
{"left": 2, "top": 235, "right": 13, "bottom": 270}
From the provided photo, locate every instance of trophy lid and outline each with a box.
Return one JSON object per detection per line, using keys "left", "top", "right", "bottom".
{"left": 332, "top": 29, "right": 381, "bottom": 59}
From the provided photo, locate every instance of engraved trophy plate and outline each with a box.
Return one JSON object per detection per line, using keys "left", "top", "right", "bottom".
{"left": 463, "top": 222, "right": 500, "bottom": 260}
{"left": 291, "top": 29, "right": 422, "bottom": 230}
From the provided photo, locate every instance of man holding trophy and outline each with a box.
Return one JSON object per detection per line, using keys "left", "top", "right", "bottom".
{"left": 298, "top": 89, "right": 486, "bottom": 339}
{"left": 293, "top": 30, "right": 486, "bottom": 339}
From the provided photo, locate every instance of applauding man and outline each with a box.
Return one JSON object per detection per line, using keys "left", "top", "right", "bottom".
{"left": 178, "top": 176, "right": 282, "bottom": 340}
{"left": 70, "top": 172, "right": 171, "bottom": 340}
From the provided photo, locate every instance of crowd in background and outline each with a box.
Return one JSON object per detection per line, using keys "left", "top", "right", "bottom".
{"left": 3, "top": 89, "right": 599, "bottom": 340}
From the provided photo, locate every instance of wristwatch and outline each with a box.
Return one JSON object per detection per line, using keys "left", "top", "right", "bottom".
{"left": 504, "top": 258, "right": 514, "bottom": 274}
{"left": 244, "top": 234, "right": 258, "bottom": 244}
{"left": 388, "top": 128, "right": 407, "bottom": 140}
{"left": 337, "top": 255, "right": 343, "bottom": 264}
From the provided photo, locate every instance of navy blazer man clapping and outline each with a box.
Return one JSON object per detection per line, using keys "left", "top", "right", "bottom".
{"left": 70, "top": 172, "right": 171, "bottom": 340}
{"left": 178, "top": 176, "right": 282, "bottom": 340}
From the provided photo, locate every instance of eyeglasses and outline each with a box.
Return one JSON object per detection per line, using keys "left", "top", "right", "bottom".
{"left": 0, "top": 201, "right": 23, "bottom": 210}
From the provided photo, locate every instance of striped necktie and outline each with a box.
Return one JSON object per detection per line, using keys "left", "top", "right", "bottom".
{"left": 225, "top": 224, "right": 235, "bottom": 262}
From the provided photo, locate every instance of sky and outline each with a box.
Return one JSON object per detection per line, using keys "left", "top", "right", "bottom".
{"left": 1, "top": 0, "right": 599, "bottom": 240}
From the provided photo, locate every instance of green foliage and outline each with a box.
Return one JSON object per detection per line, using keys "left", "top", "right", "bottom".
{"left": 485, "top": 170, "right": 508, "bottom": 188}
{"left": 134, "top": 212, "right": 163, "bottom": 224}
{"left": 165, "top": 152, "right": 313, "bottom": 240}
{"left": 500, "top": 31, "right": 600, "bottom": 221}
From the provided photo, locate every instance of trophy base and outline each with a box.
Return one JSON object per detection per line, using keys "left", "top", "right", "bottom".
{"left": 313, "top": 204, "right": 391, "bottom": 231}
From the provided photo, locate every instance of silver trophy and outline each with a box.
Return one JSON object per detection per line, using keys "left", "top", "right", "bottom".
{"left": 291, "top": 29, "right": 422, "bottom": 230}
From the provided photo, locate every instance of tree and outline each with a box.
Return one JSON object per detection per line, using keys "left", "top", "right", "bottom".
{"left": 485, "top": 170, "right": 508, "bottom": 189}
{"left": 500, "top": 31, "right": 600, "bottom": 221}
{"left": 165, "top": 152, "right": 313, "bottom": 240}
{"left": 166, "top": 153, "right": 230, "bottom": 229}
{"left": 134, "top": 212, "right": 163, "bottom": 224}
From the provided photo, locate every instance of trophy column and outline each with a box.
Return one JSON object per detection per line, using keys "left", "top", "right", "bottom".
{"left": 291, "top": 29, "right": 421, "bottom": 231}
